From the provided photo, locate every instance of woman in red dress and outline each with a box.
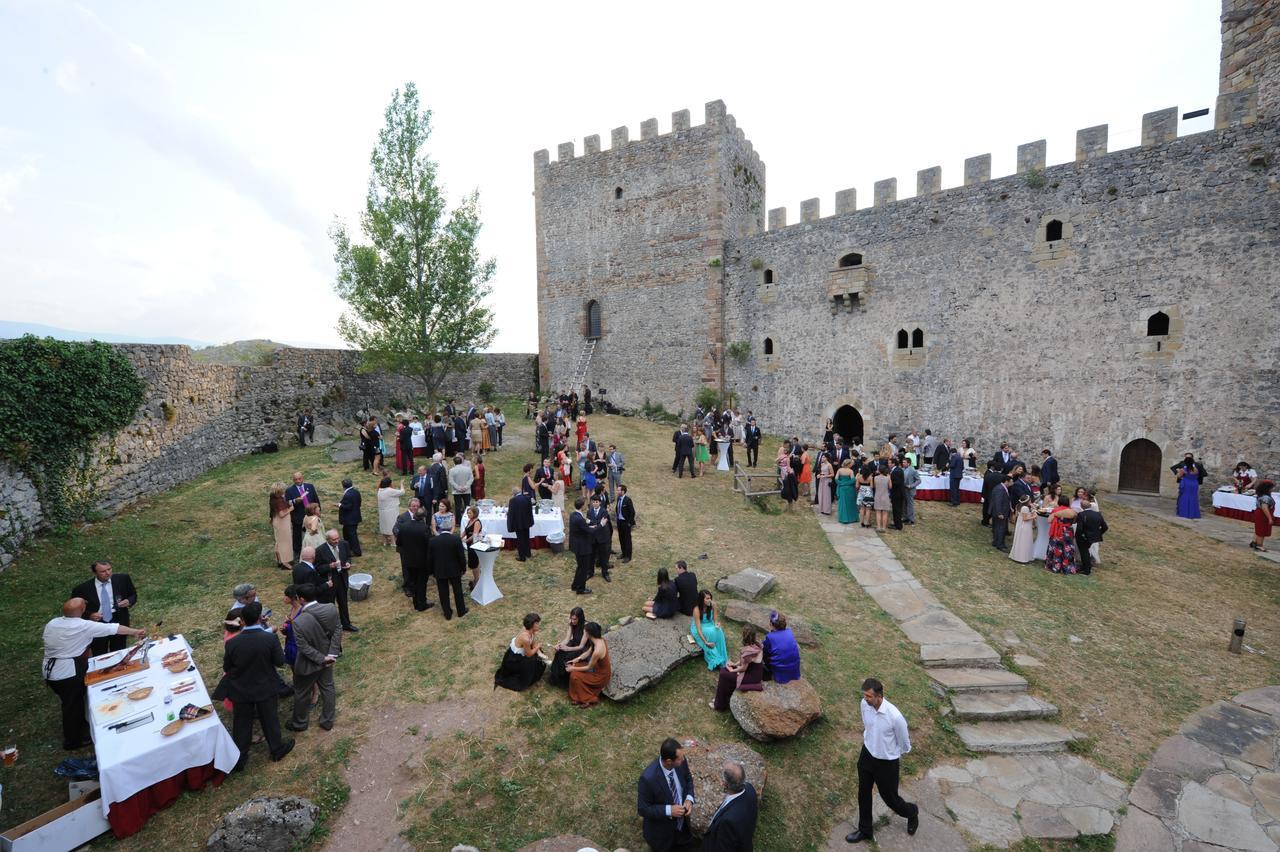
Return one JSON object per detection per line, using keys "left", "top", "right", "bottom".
{"left": 394, "top": 421, "right": 407, "bottom": 476}
{"left": 472, "top": 452, "right": 486, "bottom": 501}
{"left": 575, "top": 414, "right": 589, "bottom": 450}
{"left": 798, "top": 443, "right": 813, "bottom": 498}
{"left": 1252, "top": 480, "right": 1274, "bottom": 552}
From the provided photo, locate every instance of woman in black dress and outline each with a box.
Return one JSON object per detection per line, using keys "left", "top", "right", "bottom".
{"left": 494, "top": 613, "right": 547, "bottom": 692}
{"left": 642, "top": 568, "right": 678, "bottom": 619}
{"left": 547, "top": 607, "right": 589, "bottom": 687}
{"left": 462, "top": 506, "right": 484, "bottom": 592}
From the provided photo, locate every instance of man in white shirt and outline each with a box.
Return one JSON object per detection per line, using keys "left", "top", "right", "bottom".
{"left": 43, "top": 597, "right": 146, "bottom": 749}
{"left": 448, "top": 454, "right": 474, "bottom": 527}
{"left": 846, "top": 677, "right": 919, "bottom": 843}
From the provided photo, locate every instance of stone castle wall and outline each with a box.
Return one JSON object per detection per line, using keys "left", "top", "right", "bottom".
{"left": 0, "top": 345, "right": 536, "bottom": 567}
{"left": 1220, "top": 0, "right": 1280, "bottom": 115}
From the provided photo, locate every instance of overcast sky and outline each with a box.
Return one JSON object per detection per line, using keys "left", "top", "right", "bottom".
{"left": 0, "top": 1, "right": 1221, "bottom": 352}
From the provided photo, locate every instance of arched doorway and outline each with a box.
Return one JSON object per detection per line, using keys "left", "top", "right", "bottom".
{"left": 832, "top": 405, "right": 863, "bottom": 447}
{"left": 586, "top": 300, "right": 602, "bottom": 339}
{"left": 1119, "top": 438, "right": 1162, "bottom": 493}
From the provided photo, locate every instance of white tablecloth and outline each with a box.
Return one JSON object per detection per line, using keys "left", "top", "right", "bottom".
{"left": 916, "top": 473, "right": 985, "bottom": 495}
{"left": 1213, "top": 489, "right": 1257, "bottom": 513}
{"left": 411, "top": 432, "right": 427, "bottom": 450}
{"left": 478, "top": 508, "right": 565, "bottom": 540}
{"left": 86, "top": 635, "right": 240, "bottom": 817}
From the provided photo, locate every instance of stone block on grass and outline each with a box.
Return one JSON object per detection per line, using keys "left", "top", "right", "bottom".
{"left": 730, "top": 678, "right": 821, "bottom": 741}
{"left": 603, "top": 616, "right": 702, "bottom": 701}
{"left": 715, "top": 567, "right": 776, "bottom": 601}
{"left": 682, "top": 740, "right": 767, "bottom": 836}
{"left": 721, "top": 599, "right": 820, "bottom": 646}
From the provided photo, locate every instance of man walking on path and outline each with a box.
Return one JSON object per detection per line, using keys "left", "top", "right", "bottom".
{"left": 846, "top": 677, "right": 919, "bottom": 843}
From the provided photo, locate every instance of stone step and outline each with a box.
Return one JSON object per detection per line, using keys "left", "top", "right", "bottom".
{"left": 928, "top": 667, "right": 1028, "bottom": 693}
{"left": 954, "top": 720, "right": 1081, "bottom": 754}
{"left": 950, "top": 692, "right": 1058, "bottom": 721}
{"left": 920, "top": 642, "right": 1002, "bottom": 668}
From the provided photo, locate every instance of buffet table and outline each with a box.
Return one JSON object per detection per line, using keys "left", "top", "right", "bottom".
{"left": 1213, "top": 488, "right": 1257, "bottom": 522}
{"left": 86, "top": 635, "right": 239, "bottom": 838}
{"left": 915, "top": 472, "right": 985, "bottom": 503}
{"left": 478, "top": 506, "right": 566, "bottom": 550}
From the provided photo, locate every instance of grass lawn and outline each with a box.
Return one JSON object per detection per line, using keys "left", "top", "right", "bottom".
{"left": 0, "top": 411, "right": 957, "bottom": 850}
{"left": 882, "top": 494, "right": 1280, "bottom": 781}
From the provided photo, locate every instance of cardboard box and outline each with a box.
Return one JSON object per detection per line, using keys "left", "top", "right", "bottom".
{"left": 0, "top": 789, "right": 109, "bottom": 852}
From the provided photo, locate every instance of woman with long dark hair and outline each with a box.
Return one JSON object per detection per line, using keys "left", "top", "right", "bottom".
{"left": 567, "top": 622, "right": 610, "bottom": 707}
{"left": 548, "top": 607, "right": 589, "bottom": 687}
{"left": 494, "top": 613, "right": 546, "bottom": 692}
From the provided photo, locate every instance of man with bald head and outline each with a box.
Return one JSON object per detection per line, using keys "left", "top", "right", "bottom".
{"left": 701, "top": 759, "right": 758, "bottom": 850}
{"left": 42, "top": 597, "right": 146, "bottom": 749}
{"left": 292, "top": 546, "right": 327, "bottom": 600}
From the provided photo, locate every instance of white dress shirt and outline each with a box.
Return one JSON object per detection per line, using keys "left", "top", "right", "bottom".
{"left": 42, "top": 617, "right": 121, "bottom": 680}
{"left": 861, "top": 697, "right": 912, "bottom": 760}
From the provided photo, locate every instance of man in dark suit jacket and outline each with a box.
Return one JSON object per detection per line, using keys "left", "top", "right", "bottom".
{"left": 889, "top": 458, "right": 906, "bottom": 530}
{"left": 674, "top": 426, "right": 696, "bottom": 478}
{"left": 948, "top": 447, "right": 965, "bottom": 506}
{"left": 428, "top": 454, "right": 448, "bottom": 502}
{"left": 411, "top": 464, "right": 434, "bottom": 505}
{"left": 615, "top": 484, "right": 636, "bottom": 563}
{"left": 980, "top": 462, "right": 1003, "bottom": 525}
{"left": 72, "top": 560, "right": 138, "bottom": 655}
{"left": 286, "top": 584, "right": 342, "bottom": 732}
{"left": 284, "top": 472, "right": 320, "bottom": 560}
{"left": 581, "top": 434, "right": 598, "bottom": 455}
{"left": 1009, "top": 469, "right": 1032, "bottom": 505}
{"left": 701, "top": 761, "right": 758, "bottom": 852}
{"left": 219, "top": 602, "right": 293, "bottom": 770}
{"left": 430, "top": 417, "right": 447, "bottom": 456}
{"left": 1040, "top": 449, "right": 1059, "bottom": 486}
{"left": 397, "top": 420, "right": 414, "bottom": 475}
{"left": 1075, "top": 499, "right": 1109, "bottom": 575}
{"left": 506, "top": 488, "right": 535, "bottom": 562}
{"left": 337, "top": 478, "right": 363, "bottom": 557}
{"left": 743, "top": 421, "right": 762, "bottom": 468}
{"left": 314, "top": 531, "right": 358, "bottom": 632}
{"left": 536, "top": 416, "right": 550, "bottom": 461}
{"left": 296, "top": 410, "right": 313, "bottom": 447}
{"left": 534, "top": 461, "right": 556, "bottom": 500}
{"left": 637, "top": 737, "right": 696, "bottom": 851}
{"left": 569, "top": 498, "right": 595, "bottom": 595}
{"left": 992, "top": 443, "right": 1013, "bottom": 472}
{"left": 588, "top": 494, "right": 613, "bottom": 581}
{"left": 452, "top": 414, "right": 468, "bottom": 454}
{"left": 989, "top": 474, "right": 1013, "bottom": 550}
{"left": 935, "top": 438, "right": 954, "bottom": 473}
{"left": 396, "top": 506, "right": 434, "bottom": 611}
{"left": 427, "top": 529, "right": 468, "bottom": 620}
{"left": 674, "top": 560, "right": 698, "bottom": 617}
{"left": 292, "top": 547, "right": 329, "bottom": 602}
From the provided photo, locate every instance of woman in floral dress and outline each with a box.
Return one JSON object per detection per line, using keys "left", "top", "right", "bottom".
{"left": 1044, "top": 496, "right": 1079, "bottom": 575}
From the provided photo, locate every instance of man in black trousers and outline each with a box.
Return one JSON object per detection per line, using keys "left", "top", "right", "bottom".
{"left": 888, "top": 456, "right": 906, "bottom": 530}
{"left": 980, "top": 461, "right": 1003, "bottom": 526}
{"left": 396, "top": 506, "right": 434, "bottom": 610}
{"left": 219, "top": 602, "right": 293, "bottom": 771}
{"left": 337, "top": 478, "right": 362, "bottom": 557}
{"left": 674, "top": 425, "right": 696, "bottom": 478}
{"left": 846, "top": 677, "right": 918, "bottom": 843}
{"left": 588, "top": 493, "right": 612, "bottom": 582}
{"left": 989, "top": 473, "right": 1012, "bottom": 551}
{"left": 569, "top": 497, "right": 595, "bottom": 595}
{"left": 506, "top": 487, "right": 535, "bottom": 562}
{"left": 615, "top": 484, "right": 636, "bottom": 563}
{"left": 744, "top": 418, "right": 761, "bottom": 468}
{"left": 427, "top": 527, "right": 468, "bottom": 620}
{"left": 284, "top": 471, "right": 319, "bottom": 561}
{"left": 314, "top": 530, "right": 358, "bottom": 632}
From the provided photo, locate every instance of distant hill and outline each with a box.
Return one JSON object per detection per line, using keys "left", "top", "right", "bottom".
{"left": 192, "top": 339, "right": 290, "bottom": 366}
{"left": 0, "top": 321, "right": 211, "bottom": 348}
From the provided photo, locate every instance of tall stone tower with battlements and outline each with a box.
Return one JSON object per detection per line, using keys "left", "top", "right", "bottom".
{"left": 534, "top": 2, "right": 1280, "bottom": 496}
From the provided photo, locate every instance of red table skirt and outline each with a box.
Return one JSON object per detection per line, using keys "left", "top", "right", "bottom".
{"left": 917, "top": 489, "right": 981, "bottom": 504}
{"left": 1214, "top": 506, "right": 1256, "bottom": 522}
{"left": 107, "top": 761, "right": 225, "bottom": 839}
{"left": 502, "top": 536, "right": 550, "bottom": 551}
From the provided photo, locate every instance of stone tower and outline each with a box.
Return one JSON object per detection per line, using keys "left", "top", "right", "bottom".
{"left": 533, "top": 101, "right": 764, "bottom": 410}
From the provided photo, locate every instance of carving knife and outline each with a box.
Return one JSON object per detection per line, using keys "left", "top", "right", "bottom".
{"left": 108, "top": 711, "right": 154, "bottom": 732}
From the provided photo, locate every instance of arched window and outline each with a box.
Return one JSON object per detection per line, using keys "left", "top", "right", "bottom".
{"left": 838, "top": 252, "right": 864, "bottom": 268}
{"left": 763, "top": 337, "right": 774, "bottom": 355}
{"left": 896, "top": 329, "right": 909, "bottom": 350}
{"left": 614, "top": 187, "right": 623, "bottom": 200}
{"left": 586, "top": 300, "right": 602, "bottom": 338}
{"left": 1147, "top": 311, "right": 1170, "bottom": 336}
{"left": 764, "top": 269, "right": 773, "bottom": 284}
{"left": 911, "top": 328, "right": 924, "bottom": 348}
{"left": 1045, "top": 219, "right": 1063, "bottom": 242}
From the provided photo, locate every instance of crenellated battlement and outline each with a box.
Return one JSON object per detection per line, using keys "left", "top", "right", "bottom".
{"left": 533, "top": 99, "right": 764, "bottom": 176}
{"left": 759, "top": 100, "right": 1260, "bottom": 233}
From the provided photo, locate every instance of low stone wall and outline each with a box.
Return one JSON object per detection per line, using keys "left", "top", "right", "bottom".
{"left": 0, "top": 344, "right": 537, "bottom": 567}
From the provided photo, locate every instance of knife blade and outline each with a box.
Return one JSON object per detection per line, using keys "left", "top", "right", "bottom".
{"left": 111, "top": 711, "right": 154, "bottom": 733}
{"left": 107, "top": 709, "right": 153, "bottom": 730}
{"left": 102, "top": 677, "right": 149, "bottom": 694}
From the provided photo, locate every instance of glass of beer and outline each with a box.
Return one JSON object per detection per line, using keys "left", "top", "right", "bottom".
{"left": 2, "top": 745, "right": 17, "bottom": 766}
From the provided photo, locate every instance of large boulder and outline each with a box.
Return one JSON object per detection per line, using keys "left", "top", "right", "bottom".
{"left": 603, "top": 616, "right": 702, "bottom": 701}
{"left": 730, "top": 678, "right": 822, "bottom": 742}
{"left": 329, "top": 439, "right": 363, "bottom": 464}
{"left": 715, "top": 568, "right": 776, "bottom": 601}
{"left": 721, "top": 600, "right": 820, "bottom": 646}
{"left": 683, "top": 740, "right": 768, "bottom": 836}
{"left": 310, "top": 423, "right": 340, "bottom": 444}
{"left": 206, "top": 796, "right": 318, "bottom": 852}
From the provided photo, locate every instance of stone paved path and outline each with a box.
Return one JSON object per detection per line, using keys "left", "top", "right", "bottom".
{"left": 816, "top": 513, "right": 1129, "bottom": 846}
{"left": 1116, "top": 685, "right": 1280, "bottom": 851}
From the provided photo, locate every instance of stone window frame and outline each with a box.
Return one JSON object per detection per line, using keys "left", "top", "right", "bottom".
{"left": 889, "top": 323, "right": 929, "bottom": 368}
{"left": 838, "top": 251, "right": 865, "bottom": 268}
{"left": 763, "top": 268, "right": 774, "bottom": 285}
{"left": 1134, "top": 305, "right": 1183, "bottom": 355}
{"left": 584, "top": 299, "right": 603, "bottom": 339}
{"left": 763, "top": 336, "right": 775, "bottom": 356}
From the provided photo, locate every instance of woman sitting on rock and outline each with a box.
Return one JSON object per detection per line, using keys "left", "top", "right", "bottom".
{"left": 494, "top": 612, "right": 546, "bottom": 692}
{"left": 642, "top": 567, "right": 678, "bottom": 620}
{"left": 762, "top": 611, "right": 801, "bottom": 684}
{"left": 690, "top": 589, "right": 728, "bottom": 670}
{"left": 547, "top": 607, "right": 589, "bottom": 688}
{"left": 567, "top": 622, "right": 611, "bottom": 708}
{"left": 710, "top": 624, "right": 764, "bottom": 711}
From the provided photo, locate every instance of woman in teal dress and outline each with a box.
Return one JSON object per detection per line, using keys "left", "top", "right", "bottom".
{"left": 835, "top": 459, "right": 859, "bottom": 524}
{"left": 690, "top": 588, "right": 728, "bottom": 670}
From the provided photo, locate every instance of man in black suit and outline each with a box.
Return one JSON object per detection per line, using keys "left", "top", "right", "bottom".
{"left": 314, "top": 530, "right": 358, "bottom": 632}
{"left": 1009, "top": 467, "right": 1032, "bottom": 505}
{"left": 1040, "top": 448, "right": 1060, "bottom": 487}
{"left": 934, "top": 437, "right": 954, "bottom": 473}
{"left": 427, "top": 528, "right": 468, "bottom": 620}
{"left": 637, "top": 737, "right": 696, "bottom": 851}
{"left": 397, "top": 506, "right": 435, "bottom": 611}
{"left": 948, "top": 445, "right": 965, "bottom": 506}
{"left": 411, "top": 464, "right": 434, "bottom": 505}
{"left": 992, "top": 442, "right": 1014, "bottom": 472}
{"left": 219, "top": 602, "right": 293, "bottom": 770}
{"left": 980, "top": 461, "right": 1003, "bottom": 525}
{"left": 536, "top": 414, "right": 550, "bottom": 461}
{"left": 569, "top": 497, "right": 595, "bottom": 595}
{"left": 674, "top": 560, "right": 698, "bottom": 617}
{"left": 534, "top": 459, "right": 556, "bottom": 500}
{"left": 452, "top": 413, "right": 468, "bottom": 454}
{"left": 428, "top": 453, "right": 448, "bottom": 502}
{"left": 397, "top": 419, "right": 414, "bottom": 475}
{"left": 615, "top": 484, "right": 636, "bottom": 563}
{"left": 292, "top": 547, "right": 328, "bottom": 601}
{"left": 72, "top": 560, "right": 138, "bottom": 655}
{"left": 296, "top": 409, "right": 314, "bottom": 447}
{"left": 743, "top": 419, "right": 761, "bottom": 468}
{"left": 580, "top": 432, "right": 598, "bottom": 455}
{"left": 337, "top": 478, "right": 363, "bottom": 557}
{"left": 989, "top": 474, "right": 1012, "bottom": 550}
{"left": 674, "top": 425, "right": 696, "bottom": 478}
{"left": 701, "top": 760, "right": 758, "bottom": 852}
{"left": 506, "top": 487, "right": 535, "bottom": 562}
{"left": 588, "top": 493, "right": 612, "bottom": 582}
{"left": 1075, "top": 498, "right": 1109, "bottom": 575}
{"left": 393, "top": 497, "right": 423, "bottom": 596}
{"left": 888, "top": 457, "right": 906, "bottom": 531}
{"left": 284, "top": 472, "right": 319, "bottom": 560}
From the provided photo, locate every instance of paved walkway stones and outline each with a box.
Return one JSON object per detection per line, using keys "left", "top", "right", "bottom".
{"left": 1117, "top": 685, "right": 1280, "bottom": 852}
{"left": 954, "top": 720, "right": 1081, "bottom": 754}
{"left": 950, "top": 692, "right": 1058, "bottom": 721}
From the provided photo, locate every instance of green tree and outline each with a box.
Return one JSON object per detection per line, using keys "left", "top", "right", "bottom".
{"left": 332, "top": 82, "right": 496, "bottom": 400}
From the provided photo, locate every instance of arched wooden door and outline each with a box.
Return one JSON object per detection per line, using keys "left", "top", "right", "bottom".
{"left": 1119, "top": 439, "right": 1162, "bottom": 493}
{"left": 832, "top": 405, "right": 863, "bottom": 446}
{"left": 586, "top": 301, "right": 602, "bottom": 339}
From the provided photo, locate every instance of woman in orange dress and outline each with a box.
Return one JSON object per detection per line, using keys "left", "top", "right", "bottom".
{"left": 567, "top": 622, "right": 610, "bottom": 707}
{"left": 798, "top": 443, "right": 813, "bottom": 498}
{"left": 575, "top": 414, "right": 589, "bottom": 450}
{"left": 471, "top": 453, "right": 486, "bottom": 501}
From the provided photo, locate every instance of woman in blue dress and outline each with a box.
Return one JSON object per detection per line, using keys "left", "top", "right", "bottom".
{"left": 690, "top": 588, "right": 728, "bottom": 670}
{"left": 1173, "top": 453, "right": 1204, "bottom": 519}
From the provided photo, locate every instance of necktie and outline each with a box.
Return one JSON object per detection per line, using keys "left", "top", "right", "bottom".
{"left": 100, "top": 582, "right": 113, "bottom": 623}
{"left": 667, "top": 769, "right": 683, "bottom": 829}
{"left": 301, "top": 487, "right": 310, "bottom": 507}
